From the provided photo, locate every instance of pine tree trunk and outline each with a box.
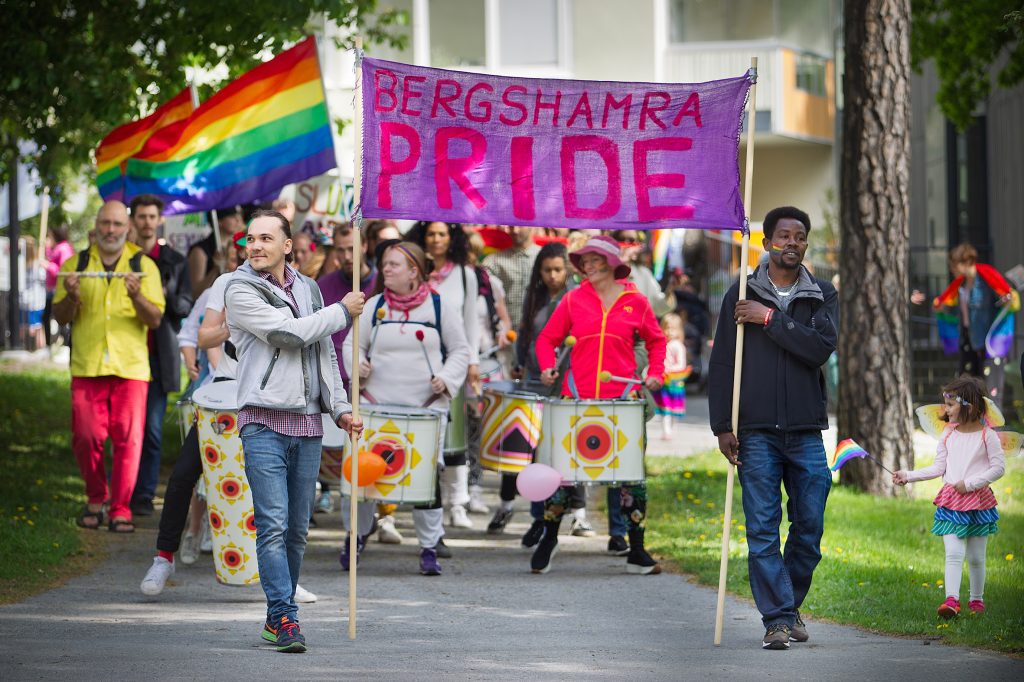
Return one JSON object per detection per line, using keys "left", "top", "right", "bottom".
{"left": 838, "top": 0, "right": 914, "bottom": 495}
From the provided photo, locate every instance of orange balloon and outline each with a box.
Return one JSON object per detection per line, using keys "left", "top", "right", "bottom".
{"left": 343, "top": 451, "right": 388, "bottom": 487}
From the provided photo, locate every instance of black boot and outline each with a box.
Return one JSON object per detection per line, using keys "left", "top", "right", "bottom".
{"left": 530, "top": 519, "right": 562, "bottom": 574}
{"left": 626, "top": 528, "right": 661, "bottom": 575}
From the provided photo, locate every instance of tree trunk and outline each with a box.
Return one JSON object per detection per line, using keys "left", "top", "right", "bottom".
{"left": 838, "top": 0, "right": 914, "bottom": 494}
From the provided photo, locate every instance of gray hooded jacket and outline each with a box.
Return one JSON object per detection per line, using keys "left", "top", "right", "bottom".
{"left": 225, "top": 262, "right": 352, "bottom": 423}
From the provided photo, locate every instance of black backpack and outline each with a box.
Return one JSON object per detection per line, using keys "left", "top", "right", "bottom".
{"left": 76, "top": 248, "right": 145, "bottom": 275}
{"left": 371, "top": 292, "right": 447, "bottom": 363}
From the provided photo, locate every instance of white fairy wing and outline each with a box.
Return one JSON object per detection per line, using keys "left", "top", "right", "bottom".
{"left": 996, "top": 431, "right": 1023, "bottom": 457}
{"left": 915, "top": 404, "right": 947, "bottom": 439}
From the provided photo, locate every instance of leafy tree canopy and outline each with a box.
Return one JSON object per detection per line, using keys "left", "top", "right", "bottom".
{"left": 911, "top": 0, "right": 1024, "bottom": 130}
{"left": 0, "top": 1, "right": 406, "bottom": 192}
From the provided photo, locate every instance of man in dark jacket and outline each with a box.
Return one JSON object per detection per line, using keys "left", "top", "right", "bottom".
{"left": 708, "top": 206, "right": 837, "bottom": 651}
{"left": 129, "top": 194, "right": 193, "bottom": 516}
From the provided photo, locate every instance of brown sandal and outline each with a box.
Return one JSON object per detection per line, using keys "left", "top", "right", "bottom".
{"left": 76, "top": 507, "right": 104, "bottom": 530}
{"left": 108, "top": 518, "right": 135, "bottom": 533}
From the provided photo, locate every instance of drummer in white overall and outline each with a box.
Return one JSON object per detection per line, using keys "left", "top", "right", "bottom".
{"left": 344, "top": 241, "right": 470, "bottom": 576}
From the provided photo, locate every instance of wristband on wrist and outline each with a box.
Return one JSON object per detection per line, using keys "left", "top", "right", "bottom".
{"left": 763, "top": 309, "right": 773, "bottom": 326}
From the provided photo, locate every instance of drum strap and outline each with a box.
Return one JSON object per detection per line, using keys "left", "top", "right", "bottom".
{"left": 371, "top": 293, "right": 448, "bottom": 363}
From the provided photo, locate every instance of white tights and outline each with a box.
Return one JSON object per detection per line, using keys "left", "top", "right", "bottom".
{"left": 942, "top": 534, "right": 987, "bottom": 602}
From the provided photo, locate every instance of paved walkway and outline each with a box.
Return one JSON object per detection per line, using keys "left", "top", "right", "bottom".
{"left": 0, "top": 395, "right": 1013, "bottom": 679}
{"left": 1, "top": 472, "right": 1020, "bottom": 680}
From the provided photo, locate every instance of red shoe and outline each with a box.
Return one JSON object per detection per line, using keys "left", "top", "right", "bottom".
{"left": 967, "top": 600, "right": 985, "bottom": 614}
{"left": 937, "top": 596, "right": 960, "bottom": 619}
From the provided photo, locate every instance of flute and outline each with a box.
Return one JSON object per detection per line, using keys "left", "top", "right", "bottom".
{"left": 57, "top": 272, "right": 147, "bottom": 278}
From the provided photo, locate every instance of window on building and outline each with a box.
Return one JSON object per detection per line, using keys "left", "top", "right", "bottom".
{"left": 499, "top": 0, "right": 559, "bottom": 66}
{"left": 429, "top": 0, "right": 486, "bottom": 67}
{"left": 778, "top": 0, "right": 834, "bottom": 56}
{"left": 794, "top": 53, "right": 827, "bottom": 96}
{"left": 669, "top": 0, "right": 774, "bottom": 43}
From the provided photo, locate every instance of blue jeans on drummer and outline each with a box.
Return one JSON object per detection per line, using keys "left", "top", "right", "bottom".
{"left": 240, "top": 423, "right": 322, "bottom": 623}
{"left": 133, "top": 376, "right": 169, "bottom": 502}
{"left": 737, "top": 429, "right": 831, "bottom": 628}
{"left": 607, "top": 487, "right": 627, "bottom": 536}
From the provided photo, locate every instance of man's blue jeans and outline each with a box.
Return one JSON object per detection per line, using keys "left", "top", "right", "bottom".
{"left": 240, "top": 424, "right": 322, "bottom": 624}
{"left": 737, "top": 429, "right": 831, "bottom": 628}
{"left": 133, "top": 379, "right": 168, "bottom": 502}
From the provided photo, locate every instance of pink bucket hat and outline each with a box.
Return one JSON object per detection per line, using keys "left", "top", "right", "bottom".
{"left": 569, "top": 235, "right": 631, "bottom": 280}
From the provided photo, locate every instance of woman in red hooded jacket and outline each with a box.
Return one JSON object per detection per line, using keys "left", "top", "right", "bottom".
{"left": 533, "top": 235, "right": 667, "bottom": 575}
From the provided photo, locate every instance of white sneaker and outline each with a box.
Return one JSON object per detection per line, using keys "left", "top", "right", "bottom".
{"left": 449, "top": 505, "right": 474, "bottom": 529}
{"left": 377, "top": 515, "right": 403, "bottom": 544}
{"left": 467, "top": 487, "right": 490, "bottom": 514}
{"left": 179, "top": 531, "right": 200, "bottom": 565}
{"left": 140, "top": 556, "right": 174, "bottom": 596}
{"left": 199, "top": 520, "right": 212, "bottom": 554}
{"left": 294, "top": 584, "right": 317, "bottom": 603}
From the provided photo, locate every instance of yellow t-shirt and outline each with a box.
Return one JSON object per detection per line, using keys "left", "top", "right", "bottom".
{"left": 53, "top": 243, "right": 166, "bottom": 381}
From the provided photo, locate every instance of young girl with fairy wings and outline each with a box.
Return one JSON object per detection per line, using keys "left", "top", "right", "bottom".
{"left": 893, "top": 376, "right": 1005, "bottom": 618}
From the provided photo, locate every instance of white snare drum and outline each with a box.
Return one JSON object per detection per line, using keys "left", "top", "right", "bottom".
{"left": 479, "top": 357, "right": 504, "bottom": 385}
{"left": 340, "top": 404, "right": 444, "bottom": 504}
{"left": 319, "top": 414, "right": 349, "bottom": 486}
{"left": 535, "top": 398, "right": 646, "bottom": 485}
{"left": 192, "top": 380, "right": 258, "bottom": 586}
{"left": 444, "top": 386, "right": 467, "bottom": 456}
{"left": 480, "top": 381, "right": 544, "bottom": 474}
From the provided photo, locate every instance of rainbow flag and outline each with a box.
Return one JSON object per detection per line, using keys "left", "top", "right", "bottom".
{"left": 650, "top": 229, "right": 670, "bottom": 281}
{"left": 95, "top": 89, "right": 195, "bottom": 202}
{"left": 122, "top": 37, "right": 336, "bottom": 214}
{"left": 831, "top": 438, "right": 869, "bottom": 472}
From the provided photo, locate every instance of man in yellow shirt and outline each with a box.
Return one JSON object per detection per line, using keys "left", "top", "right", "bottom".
{"left": 53, "top": 200, "right": 165, "bottom": 533}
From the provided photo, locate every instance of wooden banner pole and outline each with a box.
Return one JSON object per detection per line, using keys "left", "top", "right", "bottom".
{"left": 37, "top": 187, "right": 50, "bottom": 261}
{"left": 347, "top": 35, "right": 364, "bottom": 642}
{"left": 714, "top": 56, "right": 758, "bottom": 647}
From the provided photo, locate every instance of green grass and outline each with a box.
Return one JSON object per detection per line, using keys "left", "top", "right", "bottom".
{"left": 645, "top": 451, "right": 1024, "bottom": 654}
{"left": 0, "top": 366, "right": 105, "bottom": 601}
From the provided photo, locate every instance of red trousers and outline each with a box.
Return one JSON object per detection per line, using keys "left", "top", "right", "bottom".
{"left": 70, "top": 376, "right": 148, "bottom": 522}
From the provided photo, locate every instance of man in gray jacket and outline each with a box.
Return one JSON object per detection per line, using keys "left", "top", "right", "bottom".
{"left": 225, "top": 209, "right": 364, "bottom": 653}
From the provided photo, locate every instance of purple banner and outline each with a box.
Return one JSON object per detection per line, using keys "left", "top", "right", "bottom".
{"left": 360, "top": 57, "right": 752, "bottom": 231}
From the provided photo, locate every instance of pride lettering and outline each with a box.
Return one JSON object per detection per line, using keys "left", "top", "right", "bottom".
{"left": 361, "top": 57, "right": 751, "bottom": 231}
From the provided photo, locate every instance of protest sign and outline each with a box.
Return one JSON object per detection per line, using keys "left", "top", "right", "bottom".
{"left": 360, "top": 57, "right": 751, "bottom": 231}
{"left": 279, "top": 174, "right": 356, "bottom": 241}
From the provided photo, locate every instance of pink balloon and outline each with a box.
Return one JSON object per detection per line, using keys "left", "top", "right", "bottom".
{"left": 516, "top": 463, "right": 563, "bottom": 502}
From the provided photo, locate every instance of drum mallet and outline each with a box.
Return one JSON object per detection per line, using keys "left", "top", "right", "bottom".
{"left": 414, "top": 329, "right": 436, "bottom": 376}
{"left": 599, "top": 371, "right": 642, "bottom": 390}
{"left": 481, "top": 329, "right": 518, "bottom": 359}
{"left": 546, "top": 335, "right": 577, "bottom": 396}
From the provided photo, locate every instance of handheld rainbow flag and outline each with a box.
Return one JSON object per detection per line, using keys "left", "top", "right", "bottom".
{"left": 95, "top": 89, "right": 195, "bottom": 202}
{"left": 985, "top": 304, "right": 1016, "bottom": 358}
{"left": 121, "top": 37, "right": 336, "bottom": 214}
{"left": 831, "top": 438, "right": 893, "bottom": 474}
{"left": 650, "top": 229, "right": 670, "bottom": 281}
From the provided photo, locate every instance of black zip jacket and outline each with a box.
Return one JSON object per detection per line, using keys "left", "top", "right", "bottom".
{"left": 708, "top": 269, "right": 837, "bottom": 435}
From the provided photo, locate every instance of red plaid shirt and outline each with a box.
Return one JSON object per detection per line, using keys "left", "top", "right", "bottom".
{"left": 237, "top": 266, "right": 324, "bottom": 438}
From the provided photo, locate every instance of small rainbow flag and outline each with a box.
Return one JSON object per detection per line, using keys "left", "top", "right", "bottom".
{"left": 120, "top": 37, "right": 335, "bottom": 214}
{"left": 831, "top": 438, "right": 869, "bottom": 472}
{"left": 651, "top": 229, "right": 670, "bottom": 281}
{"left": 95, "top": 89, "right": 196, "bottom": 202}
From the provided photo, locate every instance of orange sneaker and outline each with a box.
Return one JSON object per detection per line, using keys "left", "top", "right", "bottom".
{"left": 937, "top": 596, "right": 960, "bottom": 619}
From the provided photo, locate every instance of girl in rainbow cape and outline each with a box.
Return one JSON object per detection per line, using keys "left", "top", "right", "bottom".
{"left": 932, "top": 244, "right": 1019, "bottom": 377}
{"left": 893, "top": 376, "right": 1010, "bottom": 619}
